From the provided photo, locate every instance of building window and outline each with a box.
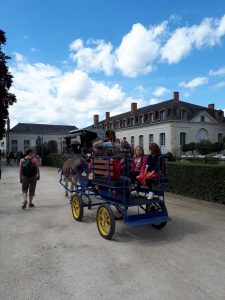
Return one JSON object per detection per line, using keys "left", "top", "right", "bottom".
{"left": 149, "top": 134, "right": 154, "bottom": 144}
{"left": 110, "top": 122, "right": 113, "bottom": 129}
{"left": 116, "top": 120, "right": 120, "bottom": 128}
{"left": 131, "top": 117, "right": 135, "bottom": 126}
{"left": 218, "top": 133, "right": 223, "bottom": 142}
{"left": 131, "top": 136, "right": 135, "bottom": 148}
{"left": 122, "top": 119, "right": 127, "bottom": 127}
{"left": 197, "top": 128, "right": 208, "bottom": 141}
{"left": 139, "top": 135, "right": 144, "bottom": 148}
{"left": 159, "top": 133, "right": 165, "bottom": 146}
{"left": 1, "top": 142, "right": 4, "bottom": 147}
{"left": 160, "top": 110, "right": 166, "bottom": 121}
{"left": 24, "top": 140, "right": 30, "bottom": 151}
{"left": 149, "top": 113, "right": 154, "bottom": 122}
{"left": 180, "top": 132, "right": 186, "bottom": 146}
{"left": 180, "top": 110, "right": 186, "bottom": 120}
{"left": 200, "top": 115, "right": 205, "bottom": 122}
{"left": 139, "top": 115, "right": 144, "bottom": 124}
{"left": 11, "top": 140, "right": 18, "bottom": 152}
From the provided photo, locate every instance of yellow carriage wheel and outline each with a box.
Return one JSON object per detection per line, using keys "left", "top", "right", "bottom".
{"left": 97, "top": 204, "right": 115, "bottom": 240}
{"left": 71, "top": 194, "right": 83, "bottom": 221}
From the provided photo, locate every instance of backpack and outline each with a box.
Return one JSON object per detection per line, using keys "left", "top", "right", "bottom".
{"left": 22, "top": 158, "right": 37, "bottom": 177}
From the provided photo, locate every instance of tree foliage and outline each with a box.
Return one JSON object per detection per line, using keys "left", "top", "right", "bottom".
{"left": 0, "top": 30, "right": 17, "bottom": 139}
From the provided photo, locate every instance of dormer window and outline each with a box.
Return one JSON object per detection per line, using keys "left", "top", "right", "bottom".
{"left": 160, "top": 110, "right": 166, "bottom": 121}
{"left": 122, "top": 119, "right": 127, "bottom": 127}
{"left": 139, "top": 115, "right": 144, "bottom": 124}
{"left": 149, "top": 113, "right": 154, "bottom": 122}
{"left": 110, "top": 122, "right": 113, "bottom": 129}
{"left": 180, "top": 109, "right": 186, "bottom": 120}
{"left": 116, "top": 120, "right": 120, "bottom": 128}
{"left": 131, "top": 117, "right": 135, "bottom": 126}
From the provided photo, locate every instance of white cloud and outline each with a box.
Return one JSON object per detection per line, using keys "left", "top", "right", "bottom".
{"left": 211, "top": 81, "right": 225, "bottom": 89}
{"left": 152, "top": 86, "right": 169, "bottom": 97}
{"left": 69, "top": 39, "right": 115, "bottom": 76}
{"left": 9, "top": 54, "right": 135, "bottom": 128}
{"left": 30, "top": 48, "right": 38, "bottom": 53}
{"left": 115, "top": 22, "right": 167, "bottom": 77}
{"left": 161, "top": 15, "right": 225, "bottom": 64}
{"left": 149, "top": 98, "right": 161, "bottom": 105}
{"left": 179, "top": 77, "right": 208, "bottom": 89}
{"left": 67, "top": 15, "right": 225, "bottom": 77}
{"left": 209, "top": 66, "right": 225, "bottom": 76}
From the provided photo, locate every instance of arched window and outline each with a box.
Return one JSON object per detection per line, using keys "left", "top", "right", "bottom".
{"left": 197, "top": 128, "right": 208, "bottom": 141}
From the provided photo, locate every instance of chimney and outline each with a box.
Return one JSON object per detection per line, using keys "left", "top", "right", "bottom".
{"left": 173, "top": 91, "right": 179, "bottom": 103}
{"left": 105, "top": 112, "right": 110, "bottom": 122}
{"left": 93, "top": 114, "right": 99, "bottom": 126}
{"left": 215, "top": 110, "right": 224, "bottom": 122}
{"left": 131, "top": 102, "right": 137, "bottom": 113}
{"left": 208, "top": 104, "right": 215, "bottom": 110}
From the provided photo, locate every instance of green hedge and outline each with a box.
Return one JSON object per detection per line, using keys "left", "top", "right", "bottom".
{"left": 42, "top": 155, "right": 63, "bottom": 168}
{"left": 167, "top": 162, "right": 225, "bottom": 204}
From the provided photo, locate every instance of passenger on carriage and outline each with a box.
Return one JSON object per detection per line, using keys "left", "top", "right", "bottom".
{"left": 129, "top": 145, "right": 147, "bottom": 189}
{"left": 93, "top": 130, "right": 128, "bottom": 181}
{"left": 133, "top": 143, "right": 162, "bottom": 199}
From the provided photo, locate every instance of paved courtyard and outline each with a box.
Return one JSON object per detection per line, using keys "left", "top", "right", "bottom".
{"left": 0, "top": 162, "right": 225, "bottom": 300}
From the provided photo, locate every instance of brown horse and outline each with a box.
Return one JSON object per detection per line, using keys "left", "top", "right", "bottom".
{"left": 62, "top": 155, "right": 86, "bottom": 196}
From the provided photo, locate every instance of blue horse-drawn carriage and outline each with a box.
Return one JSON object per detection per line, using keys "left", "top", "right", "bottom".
{"left": 60, "top": 143, "right": 171, "bottom": 240}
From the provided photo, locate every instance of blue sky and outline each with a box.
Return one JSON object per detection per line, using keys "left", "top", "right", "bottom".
{"left": 1, "top": 0, "right": 225, "bottom": 129}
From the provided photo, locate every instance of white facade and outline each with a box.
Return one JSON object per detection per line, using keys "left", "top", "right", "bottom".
{"left": 6, "top": 123, "right": 77, "bottom": 155}
{"left": 8, "top": 132, "right": 65, "bottom": 154}
{"left": 93, "top": 93, "right": 225, "bottom": 156}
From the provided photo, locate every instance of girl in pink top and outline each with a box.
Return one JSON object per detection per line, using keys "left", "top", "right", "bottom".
{"left": 129, "top": 145, "right": 147, "bottom": 188}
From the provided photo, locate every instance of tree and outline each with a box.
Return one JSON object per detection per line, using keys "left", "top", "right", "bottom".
{"left": 181, "top": 142, "right": 196, "bottom": 155}
{"left": 210, "top": 142, "right": 223, "bottom": 154}
{"left": 196, "top": 140, "right": 212, "bottom": 155}
{"left": 0, "top": 30, "right": 17, "bottom": 139}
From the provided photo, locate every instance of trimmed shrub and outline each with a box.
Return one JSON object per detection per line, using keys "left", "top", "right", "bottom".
{"left": 42, "top": 154, "right": 63, "bottom": 168}
{"left": 186, "top": 157, "right": 220, "bottom": 165}
{"left": 167, "top": 162, "right": 225, "bottom": 204}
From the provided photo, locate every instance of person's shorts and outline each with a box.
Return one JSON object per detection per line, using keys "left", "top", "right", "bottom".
{"left": 21, "top": 176, "right": 37, "bottom": 196}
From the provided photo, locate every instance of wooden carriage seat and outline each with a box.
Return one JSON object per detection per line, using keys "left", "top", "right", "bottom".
{"left": 92, "top": 158, "right": 127, "bottom": 187}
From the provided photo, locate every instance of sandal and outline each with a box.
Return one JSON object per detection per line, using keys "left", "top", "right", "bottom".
{"left": 29, "top": 203, "right": 35, "bottom": 207}
{"left": 22, "top": 201, "right": 28, "bottom": 209}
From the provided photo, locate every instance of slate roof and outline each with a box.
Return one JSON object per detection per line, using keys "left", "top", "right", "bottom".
{"left": 10, "top": 123, "right": 77, "bottom": 134}
{"left": 96, "top": 98, "right": 225, "bottom": 124}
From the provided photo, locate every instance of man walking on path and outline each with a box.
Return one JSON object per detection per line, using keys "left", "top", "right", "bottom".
{"left": 19, "top": 148, "right": 40, "bottom": 209}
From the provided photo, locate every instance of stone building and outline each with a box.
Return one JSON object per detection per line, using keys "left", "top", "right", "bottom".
{"left": 91, "top": 92, "right": 225, "bottom": 155}
{"left": 6, "top": 122, "right": 77, "bottom": 155}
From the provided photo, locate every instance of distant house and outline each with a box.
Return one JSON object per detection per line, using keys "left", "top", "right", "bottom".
{"left": 7, "top": 123, "right": 77, "bottom": 155}
{"left": 90, "top": 91, "right": 225, "bottom": 156}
